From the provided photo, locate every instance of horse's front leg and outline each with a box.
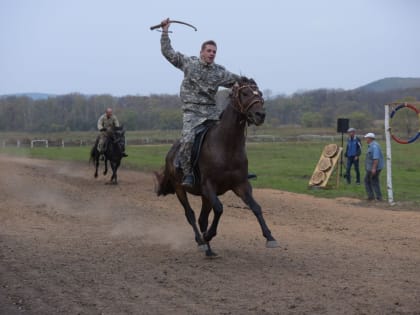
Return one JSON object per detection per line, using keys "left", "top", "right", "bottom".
{"left": 198, "top": 196, "right": 212, "bottom": 252}
{"left": 198, "top": 196, "right": 212, "bottom": 235}
{"left": 110, "top": 160, "right": 119, "bottom": 184}
{"left": 234, "top": 182, "right": 279, "bottom": 248}
{"left": 103, "top": 158, "right": 108, "bottom": 176}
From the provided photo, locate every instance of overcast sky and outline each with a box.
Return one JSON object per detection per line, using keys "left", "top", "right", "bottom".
{"left": 1, "top": 0, "right": 419, "bottom": 96}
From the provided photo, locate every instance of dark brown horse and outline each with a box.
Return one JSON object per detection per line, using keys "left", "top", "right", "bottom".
{"left": 155, "top": 77, "right": 278, "bottom": 256}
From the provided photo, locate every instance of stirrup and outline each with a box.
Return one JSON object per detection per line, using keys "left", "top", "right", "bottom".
{"left": 248, "top": 173, "right": 257, "bottom": 180}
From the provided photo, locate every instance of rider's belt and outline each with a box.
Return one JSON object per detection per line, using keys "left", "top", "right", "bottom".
{"left": 191, "top": 103, "right": 216, "bottom": 106}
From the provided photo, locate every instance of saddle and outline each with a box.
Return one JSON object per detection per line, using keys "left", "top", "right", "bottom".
{"left": 191, "top": 120, "right": 216, "bottom": 170}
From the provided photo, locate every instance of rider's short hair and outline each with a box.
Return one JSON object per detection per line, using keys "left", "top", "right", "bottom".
{"left": 201, "top": 40, "right": 217, "bottom": 51}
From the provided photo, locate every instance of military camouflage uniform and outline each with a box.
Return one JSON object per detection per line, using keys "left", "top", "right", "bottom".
{"left": 97, "top": 113, "right": 120, "bottom": 153}
{"left": 161, "top": 32, "right": 240, "bottom": 175}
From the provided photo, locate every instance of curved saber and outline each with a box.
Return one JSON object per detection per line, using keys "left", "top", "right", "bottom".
{"left": 150, "top": 20, "right": 197, "bottom": 32}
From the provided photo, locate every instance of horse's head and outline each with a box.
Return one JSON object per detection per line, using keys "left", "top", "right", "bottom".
{"left": 231, "top": 77, "right": 265, "bottom": 126}
{"left": 113, "top": 125, "right": 125, "bottom": 137}
{"left": 110, "top": 125, "right": 126, "bottom": 152}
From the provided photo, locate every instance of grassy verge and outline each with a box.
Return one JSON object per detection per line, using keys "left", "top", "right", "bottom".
{"left": 1, "top": 141, "right": 419, "bottom": 205}
{"left": 247, "top": 142, "right": 420, "bottom": 204}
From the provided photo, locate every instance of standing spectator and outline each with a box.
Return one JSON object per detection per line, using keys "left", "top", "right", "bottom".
{"left": 345, "top": 127, "right": 362, "bottom": 184}
{"left": 364, "top": 133, "right": 384, "bottom": 201}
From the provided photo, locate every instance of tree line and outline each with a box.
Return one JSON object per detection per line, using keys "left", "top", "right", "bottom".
{"left": 0, "top": 87, "right": 419, "bottom": 132}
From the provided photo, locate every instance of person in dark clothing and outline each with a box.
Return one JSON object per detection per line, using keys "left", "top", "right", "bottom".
{"left": 345, "top": 127, "right": 362, "bottom": 184}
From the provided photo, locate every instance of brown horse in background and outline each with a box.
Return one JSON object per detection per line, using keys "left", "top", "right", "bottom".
{"left": 155, "top": 77, "right": 278, "bottom": 256}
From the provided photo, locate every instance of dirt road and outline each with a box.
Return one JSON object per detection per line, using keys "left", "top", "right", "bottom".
{"left": 1, "top": 155, "right": 419, "bottom": 314}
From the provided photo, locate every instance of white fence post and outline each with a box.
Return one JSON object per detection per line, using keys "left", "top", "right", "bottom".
{"left": 384, "top": 104, "right": 395, "bottom": 205}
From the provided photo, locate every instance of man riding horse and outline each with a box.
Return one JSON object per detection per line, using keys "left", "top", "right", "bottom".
{"left": 156, "top": 19, "right": 278, "bottom": 256}
{"left": 97, "top": 108, "right": 127, "bottom": 157}
{"left": 160, "top": 18, "right": 241, "bottom": 187}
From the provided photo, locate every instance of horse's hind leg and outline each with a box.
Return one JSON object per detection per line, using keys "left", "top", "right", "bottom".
{"left": 94, "top": 155, "right": 99, "bottom": 178}
{"left": 175, "top": 188, "right": 204, "bottom": 247}
{"left": 201, "top": 188, "right": 223, "bottom": 257}
{"left": 233, "top": 183, "right": 279, "bottom": 248}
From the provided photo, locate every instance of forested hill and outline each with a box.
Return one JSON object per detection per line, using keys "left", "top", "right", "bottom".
{"left": 1, "top": 80, "right": 420, "bottom": 132}
{"left": 356, "top": 77, "right": 420, "bottom": 93}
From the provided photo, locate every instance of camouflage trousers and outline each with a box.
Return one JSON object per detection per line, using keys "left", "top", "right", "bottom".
{"left": 97, "top": 131, "right": 109, "bottom": 153}
{"left": 178, "top": 104, "right": 220, "bottom": 175}
{"left": 178, "top": 119, "right": 197, "bottom": 175}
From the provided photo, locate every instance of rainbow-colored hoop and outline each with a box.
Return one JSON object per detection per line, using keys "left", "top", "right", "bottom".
{"left": 389, "top": 103, "right": 420, "bottom": 144}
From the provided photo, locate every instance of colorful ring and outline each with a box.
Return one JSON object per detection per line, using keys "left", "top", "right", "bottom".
{"left": 389, "top": 103, "right": 420, "bottom": 144}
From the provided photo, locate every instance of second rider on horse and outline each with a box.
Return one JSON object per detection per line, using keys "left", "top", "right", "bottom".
{"left": 160, "top": 18, "right": 241, "bottom": 188}
{"left": 97, "top": 108, "right": 128, "bottom": 157}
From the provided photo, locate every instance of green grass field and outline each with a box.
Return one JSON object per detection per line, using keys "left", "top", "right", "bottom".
{"left": 0, "top": 126, "right": 383, "bottom": 142}
{"left": 1, "top": 139, "right": 419, "bottom": 205}
{"left": 246, "top": 142, "right": 419, "bottom": 203}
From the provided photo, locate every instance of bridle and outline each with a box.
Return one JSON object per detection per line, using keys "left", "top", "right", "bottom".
{"left": 231, "top": 83, "right": 264, "bottom": 115}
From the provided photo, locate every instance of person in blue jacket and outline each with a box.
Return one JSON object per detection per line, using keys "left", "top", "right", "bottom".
{"left": 345, "top": 128, "right": 362, "bottom": 184}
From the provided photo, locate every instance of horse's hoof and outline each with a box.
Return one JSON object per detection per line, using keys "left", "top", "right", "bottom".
{"left": 198, "top": 244, "right": 209, "bottom": 252}
{"left": 266, "top": 240, "right": 280, "bottom": 248}
{"left": 205, "top": 249, "right": 218, "bottom": 258}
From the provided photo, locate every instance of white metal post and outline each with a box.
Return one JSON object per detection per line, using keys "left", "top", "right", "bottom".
{"left": 384, "top": 104, "right": 395, "bottom": 205}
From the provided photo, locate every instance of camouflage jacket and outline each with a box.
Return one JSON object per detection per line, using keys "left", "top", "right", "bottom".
{"left": 97, "top": 114, "right": 120, "bottom": 131}
{"left": 161, "top": 33, "right": 240, "bottom": 107}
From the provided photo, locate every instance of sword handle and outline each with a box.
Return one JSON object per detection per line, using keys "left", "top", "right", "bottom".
{"left": 150, "top": 23, "right": 163, "bottom": 30}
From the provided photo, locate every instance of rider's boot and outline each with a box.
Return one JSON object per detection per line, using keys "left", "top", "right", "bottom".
{"left": 182, "top": 173, "right": 195, "bottom": 188}
{"left": 180, "top": 142, "right": 194, "bottom": 188}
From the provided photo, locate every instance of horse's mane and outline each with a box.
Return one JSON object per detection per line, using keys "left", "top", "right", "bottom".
{"left": 228, "top": 76, "right": 257, "bottom": 100}
{"left": 236, "top": 76, "right": 256, "bottom": 86}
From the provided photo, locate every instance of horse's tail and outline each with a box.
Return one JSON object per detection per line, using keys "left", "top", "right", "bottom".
{"left": 154, "top": 142, "right": 179, "bottom": 196}
{"left": 154, "top": 168, "right": 175, "bottom": 196}
{"left": 89, "top": 137, "right": 100, "bottom": 164}
{"left": 89, "top": 143, "right": 97, "bottom": 164}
